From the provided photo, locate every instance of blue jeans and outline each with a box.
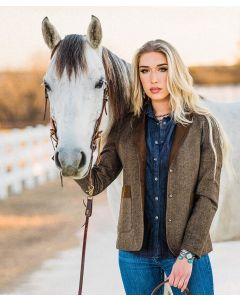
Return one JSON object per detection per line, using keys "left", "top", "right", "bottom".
{"left": 118, "top": 250, "right": 214, "bottom": 295}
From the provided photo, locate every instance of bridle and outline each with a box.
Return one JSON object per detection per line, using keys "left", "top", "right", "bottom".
{"left": 43, "top": 42, "right": 109, "bottom": 294}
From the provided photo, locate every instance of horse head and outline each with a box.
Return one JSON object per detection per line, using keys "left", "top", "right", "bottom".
{"left": 42, "top": 16, "right": 131, "bottom": 178}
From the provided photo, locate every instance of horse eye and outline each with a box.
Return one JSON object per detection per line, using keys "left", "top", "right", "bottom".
{"left": 43, "top": 81, "right": 51, "bottom": 92}
{"left": 95, "top": 79, "right": 104, "bottom": 89}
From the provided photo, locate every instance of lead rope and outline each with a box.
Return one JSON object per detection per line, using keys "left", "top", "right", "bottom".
{"left": 78, "top": 86, "right": 109, "bottom": 295}
{"left": 43, "top": 80, "right": 109, "bottom": 295}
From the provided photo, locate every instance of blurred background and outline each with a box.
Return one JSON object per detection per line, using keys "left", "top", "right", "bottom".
{"left": 0, "top": 5, "right": 240, "bottom": 295}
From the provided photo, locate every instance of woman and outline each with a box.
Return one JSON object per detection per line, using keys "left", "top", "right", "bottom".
{"left": 75, "top": 39, "right": 232, "bottom": 295}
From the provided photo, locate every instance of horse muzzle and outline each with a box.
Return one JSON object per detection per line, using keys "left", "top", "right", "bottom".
{"left": 54, "top": 147, "right": 86, "bottom": 176}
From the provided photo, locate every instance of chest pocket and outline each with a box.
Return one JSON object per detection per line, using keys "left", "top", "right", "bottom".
{"left": 117, "top": 185, "right": 133, "bottom": 233}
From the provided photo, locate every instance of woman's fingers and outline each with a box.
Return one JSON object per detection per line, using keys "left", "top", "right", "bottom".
{"left": 168, "top": 273, "right": 190, "bottom": 293}
{"left": 173, "top": 275, "right": 181, "bottom": 288}
{"left": 177, "top": 277, "right": 185, "bottom": 290}
{"left": 181, "top": 276, "right": 190, "bottom": 293}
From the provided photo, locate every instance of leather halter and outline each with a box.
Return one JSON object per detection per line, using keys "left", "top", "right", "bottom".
{"left": 43, "top": 42, "right": 109, "bottom": 294}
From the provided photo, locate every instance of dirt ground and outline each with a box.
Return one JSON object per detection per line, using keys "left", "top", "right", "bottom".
{"left": 0, "top": 178, "right": 95, "bottom": 292}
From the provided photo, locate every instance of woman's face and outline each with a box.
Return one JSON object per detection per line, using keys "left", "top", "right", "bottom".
{"left": 139, "top": 51, "right": 170, "bottom": 102}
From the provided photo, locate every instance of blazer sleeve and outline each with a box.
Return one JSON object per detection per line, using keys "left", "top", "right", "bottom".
{"left": 180, "top": 116, "right": 223, "bottom": 258}
{"left": 74, "top": 125, "right": 123, "bottom": 196}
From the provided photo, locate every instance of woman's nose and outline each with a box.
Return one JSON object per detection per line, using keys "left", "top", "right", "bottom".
{"left": 150, "top": 71, "right": 158, "bottom": 84}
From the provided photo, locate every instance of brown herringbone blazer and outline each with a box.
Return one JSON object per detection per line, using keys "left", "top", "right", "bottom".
{"left": 75, "top": 110, "right": 223, "bottom": 259}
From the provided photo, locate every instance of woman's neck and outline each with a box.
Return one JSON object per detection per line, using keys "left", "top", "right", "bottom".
{"left": 151, "top": 98, "right": 172, "bottom": 116}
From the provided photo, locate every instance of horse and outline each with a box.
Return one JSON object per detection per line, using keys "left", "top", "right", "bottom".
{"left": 41, "top": 15, "right": 240, "bottom": 253}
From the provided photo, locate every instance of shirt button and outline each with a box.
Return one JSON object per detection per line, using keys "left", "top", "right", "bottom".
{"left": 155, "top": 140, "right": 158, "bottom": 144}
{"left": 155, "top": 196, "right": 158, "bottom": 200}
{"left": 163, "top": 121, "right": 166, "bottom": 124}
{"left": 155, "top": 216, "right": 159, "bottom": 220}
{"left": 155, "top": 177, "right": 158, "bottom": 181}
{"left": 169, "top": 168, "right": 173, "bottom": 172}
{"left": 154, "top": 158, "right": 157, "bottom": 161}
{"left": 169, "top": 194, "right": 173, "bottom": 198}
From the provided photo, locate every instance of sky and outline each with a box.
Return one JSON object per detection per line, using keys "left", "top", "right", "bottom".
{"left": 0, "top": 5, "right": 240, "bottom": 70}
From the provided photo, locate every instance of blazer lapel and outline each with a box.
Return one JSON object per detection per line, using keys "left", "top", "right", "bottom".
{"left": 168, "top": 113, "right": 193, "bottom": 168}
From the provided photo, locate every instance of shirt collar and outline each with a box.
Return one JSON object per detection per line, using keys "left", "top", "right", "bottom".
{"left": 144, "top": 100, "right": 172, "bottom": 121}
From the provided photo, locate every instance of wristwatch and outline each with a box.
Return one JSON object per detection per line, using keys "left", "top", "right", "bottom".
{"left": 177, "top": 249, "right": 196, "bottom": 264}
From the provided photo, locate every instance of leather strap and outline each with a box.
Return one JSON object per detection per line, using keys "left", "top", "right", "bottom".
{"left": 77, "top": 89, "right": 108, "bottom": 295}
{"left": 78, "top": 197, "right": 92, "bottom": 295}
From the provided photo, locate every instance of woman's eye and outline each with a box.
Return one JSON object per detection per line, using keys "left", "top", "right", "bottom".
{"left": 95, "top": 79, "right": 104, "bottom": 89}
{"left": 158, "top": 68, "right": 168, "bottom": 72}
{"left": 140, "top": 69, "right": 149, "bottom": 74}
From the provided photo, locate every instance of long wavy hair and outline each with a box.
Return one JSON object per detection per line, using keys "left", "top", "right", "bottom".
{"left": 131, "top": 39, "right": 235, "bottom": 182}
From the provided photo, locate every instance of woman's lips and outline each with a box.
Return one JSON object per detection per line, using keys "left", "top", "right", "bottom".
{"left": 150, "top": 88, "right": 162, "bottom": 94}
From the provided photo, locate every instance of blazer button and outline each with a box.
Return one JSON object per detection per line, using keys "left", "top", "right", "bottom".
{"left": 169, "top": 194, "right": 173, "bottom": 198}
{"left": 169, "top": 168, "right": 173, "bottom": 172}
{"left": 168, "top": 218, "right": 172, "bottom": 222}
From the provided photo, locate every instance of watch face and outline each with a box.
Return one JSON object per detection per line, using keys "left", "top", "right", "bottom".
{"left": 186, "top": 253, "right": 192, "bottom": 259}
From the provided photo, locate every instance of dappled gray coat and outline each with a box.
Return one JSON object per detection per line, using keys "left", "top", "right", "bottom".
{"left": 75, "top": 111, "right": 223, "bottom": 259}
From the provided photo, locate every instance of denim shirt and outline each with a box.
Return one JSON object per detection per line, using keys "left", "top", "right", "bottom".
{"left": 131, "top": 101, "right": 177, "bottom": 258}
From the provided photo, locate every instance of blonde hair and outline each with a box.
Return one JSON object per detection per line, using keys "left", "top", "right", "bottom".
{"left": 131, "top": 39, "right": 236, "bottom": 182}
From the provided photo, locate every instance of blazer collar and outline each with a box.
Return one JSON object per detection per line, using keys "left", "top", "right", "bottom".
{"left": 132, "top": 111, "right": 193, "bottom": 169}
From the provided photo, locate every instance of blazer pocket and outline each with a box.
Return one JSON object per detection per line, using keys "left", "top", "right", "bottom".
{"left": 117, "top": 185, "right": 132, "bottom": 233}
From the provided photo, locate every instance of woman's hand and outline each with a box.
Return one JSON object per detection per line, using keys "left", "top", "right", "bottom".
{"left": 166, "top": 257, "right": 193, "bottom": 293}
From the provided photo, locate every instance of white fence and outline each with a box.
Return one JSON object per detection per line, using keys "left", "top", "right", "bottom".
{"left": 0, "top": 125, "right": 58, "bottom": 200}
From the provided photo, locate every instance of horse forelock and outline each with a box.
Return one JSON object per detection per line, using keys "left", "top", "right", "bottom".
{"left": 53, "top": 34, "right": 87, "bottom": 79}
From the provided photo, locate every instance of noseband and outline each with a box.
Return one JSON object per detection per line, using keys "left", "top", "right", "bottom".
{"left": 43, "top": 43, "right": 109, "bottom": 294}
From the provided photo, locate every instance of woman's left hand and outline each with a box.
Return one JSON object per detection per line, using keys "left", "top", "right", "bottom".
{"left": 166, "top": 257, "right": 193, "bottom": 293}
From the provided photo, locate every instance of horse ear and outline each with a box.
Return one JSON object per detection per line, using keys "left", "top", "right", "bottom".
{"left": 42, "top": 17, "right": 61, "bottom": 50}
{"left": 87, "top": 15, "right": 102, "bottom": 49}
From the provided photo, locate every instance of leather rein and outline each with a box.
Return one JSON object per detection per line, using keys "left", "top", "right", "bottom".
{"left": 43, "top": 43, "right": 109, "bottom": 294}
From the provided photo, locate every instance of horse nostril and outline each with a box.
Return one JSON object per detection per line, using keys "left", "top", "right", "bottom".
{"left": 79, "top": 151, "right": 86, "bottom": 168}
{"left": 54, "top": 151, "right": 62, "bottom": 169}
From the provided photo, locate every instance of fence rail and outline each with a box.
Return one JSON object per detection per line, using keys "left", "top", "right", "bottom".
{"left": 0, "top": 125, "right": 58, "bottom": 200}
